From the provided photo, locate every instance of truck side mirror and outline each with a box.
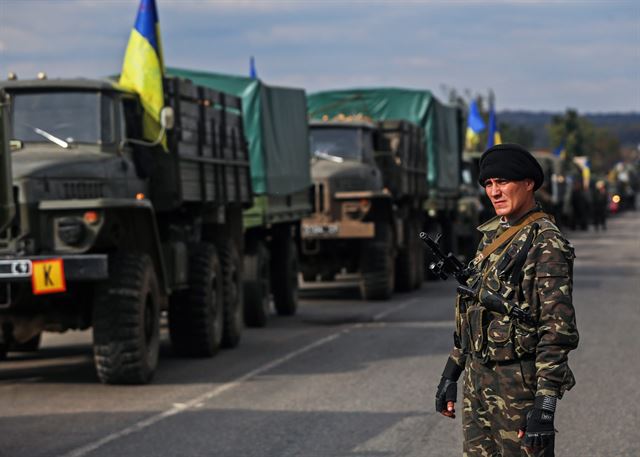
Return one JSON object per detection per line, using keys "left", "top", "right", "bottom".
{"left": 160, "top": 106, "right": 175, "bottom": 131}
{"left": 122, "top": 106, "right": 174, "bottom": 150}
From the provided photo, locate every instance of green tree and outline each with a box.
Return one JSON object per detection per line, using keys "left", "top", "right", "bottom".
{"left": 549, "top": 109, "right": 586, "bottom": 160}
{"left": 549, "top": 109, "right": 621, "bottom": 174}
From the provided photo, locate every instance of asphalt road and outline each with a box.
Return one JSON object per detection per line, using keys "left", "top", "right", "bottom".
{"left": 1, "top": 211, "right": 638, "bottom": 457}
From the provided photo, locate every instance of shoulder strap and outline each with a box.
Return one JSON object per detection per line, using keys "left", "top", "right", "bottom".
{"left": 476, "top": 211, "right": 548, "bottom": 262}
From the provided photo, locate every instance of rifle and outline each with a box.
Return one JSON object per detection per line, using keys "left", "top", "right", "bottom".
{"left": 418, "top": 232, "right": 477, "bottom": 298}
{"left": 419, "top": 226, "right": 537, "bottom": 325}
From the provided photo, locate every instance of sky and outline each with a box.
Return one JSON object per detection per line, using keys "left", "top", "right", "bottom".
{"left": 1, "top": 0, "right": 638, "bottom": 113}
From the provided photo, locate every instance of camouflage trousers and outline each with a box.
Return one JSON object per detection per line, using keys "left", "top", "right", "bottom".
{"left": 462, "top": 357, "right": 554, "bottom": 457}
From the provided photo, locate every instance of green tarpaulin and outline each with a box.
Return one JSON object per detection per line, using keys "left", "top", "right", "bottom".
{"left": 307, "top": 88, "right": 463, "bottom": 192}
{"left": 167, "top": 67, "right": 311, "bottom": 196}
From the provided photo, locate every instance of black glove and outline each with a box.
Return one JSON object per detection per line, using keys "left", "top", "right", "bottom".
{"left": 435, "top": 357, "right": 463, "bottom": 415}
{"left": 520, "top": 396, "right": 556, "bottom": 449}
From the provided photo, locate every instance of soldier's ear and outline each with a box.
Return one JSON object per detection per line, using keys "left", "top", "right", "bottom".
{"left": 524, "top": 179, "right": 535, "bottom": 192}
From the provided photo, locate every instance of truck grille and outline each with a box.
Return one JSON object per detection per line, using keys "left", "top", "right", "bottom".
{"left": 62, "top": 181, "right": 105, "bottom": 199}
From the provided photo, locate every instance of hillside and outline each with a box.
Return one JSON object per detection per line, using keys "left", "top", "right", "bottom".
{"left": 497, "top": 111, "right": 640, "bottom": 149}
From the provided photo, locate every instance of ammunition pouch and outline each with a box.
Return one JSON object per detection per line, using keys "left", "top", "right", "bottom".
{"left": 465, "top": 305, "right": 487, "bottom": 359}
{"left": 467, "top": 312, "right": 539, "bottom": 363}
{"left": 486, "top": 317, "right": 516, "bottom": 361}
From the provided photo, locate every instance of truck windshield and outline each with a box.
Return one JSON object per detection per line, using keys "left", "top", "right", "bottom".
{"left": 11, "top": 91, "right": 115, "bottom": 146}
{"left": 310, "top": 127, "right": 371, "bottom": 162}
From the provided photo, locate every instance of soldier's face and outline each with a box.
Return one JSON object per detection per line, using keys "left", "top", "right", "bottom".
{"left": 484, "top": 178, "right": 535, "bottom": 219}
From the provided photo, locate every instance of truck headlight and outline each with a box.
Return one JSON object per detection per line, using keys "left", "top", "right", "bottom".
{"left": 57, "top": 218, "right": 86, "bottom": 246}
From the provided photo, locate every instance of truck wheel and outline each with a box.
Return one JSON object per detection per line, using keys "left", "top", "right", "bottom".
{"left": 360, "top": 224, "right": 395, "bottom": 300}
{"left": 11, "top": 333, "right": 42, "bottom": 352}
{"left": 243, "top": 241, "right": 271, "bottom": 328}
{"left": 271, "top": 230, "right": 299, "bottom": 316}
{"left": 395, "top": 218, "right": 419, "bottom": 292}
{"left": 218, "top": 243, "right": 243, "bottom": 348}
{"left": 169, "top": 243, "right": 223, "bottom": 357}
{"left": 93, "top": 254, "right": 161, "bottom": 385}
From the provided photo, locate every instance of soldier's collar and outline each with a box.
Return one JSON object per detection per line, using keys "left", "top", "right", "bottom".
{"left": 476, "top": 203, "right": 543, "bottom": 235}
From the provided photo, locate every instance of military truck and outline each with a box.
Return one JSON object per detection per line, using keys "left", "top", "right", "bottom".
{"left": 457, "top": 153, "right": 483, "bottom": 257}
{"left": 300, "top": 115, "right": 427, "bottom": 299}
{"left": 0, "top": 76, "right": 252, "bottom": 384}
{"left": 166, "top": 68, "right": 311, "bottom": 327}
{"left": 304, "top": 89, "right": 464, "bottom": 298}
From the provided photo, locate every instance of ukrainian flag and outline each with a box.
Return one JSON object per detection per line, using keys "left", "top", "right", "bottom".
{"left": 553, "top": 141, "right": 566, "bottom": 159}
{"left": 466, "top": 100, "right": 485, "bottom": 151}
{"left": 119, "top": 0, "right": 165, "bottom": 145}
{"left": 486, "top": 104, "right": 502, "bottom": 149}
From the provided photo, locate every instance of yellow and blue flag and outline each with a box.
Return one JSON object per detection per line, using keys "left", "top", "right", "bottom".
{"left": 486, "top": 103, "right": 502, "bottom": 149}
{"left": 553, "top": 141, "right": 566, "bottom": 159}
{"left": 119, "top": 0, "right": 165, "bottom": 145}
{"left": 466, "top": 100, "right": 485, "bottom": 151}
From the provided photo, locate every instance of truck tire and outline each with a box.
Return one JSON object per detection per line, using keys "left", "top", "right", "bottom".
{"left": 92, "top": 253, "right": 161, "bottom": 385}
{"left": 218, "top": 242, "right": 243, "bottom": 348}
{"left": 270, "top": 230, "right": 299, "bottom": 316}
{"left": 243, "top": 241, "right": 271, "bottom": 328}
{"left": 11, "top": 333, "right": 42, "bottom": 352}
{"left": 169, "top": 243, "right": 223, "bottom": 357}
{"left": 360, "top": 224, "right": 395, "bottom": 300}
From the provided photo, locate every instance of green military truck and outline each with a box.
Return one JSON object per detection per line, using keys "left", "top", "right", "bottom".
{"left": 304, "top": 89, "right": 465, "bottom": 298}
{"left": 0, "top": 76, "right": 252, "bottom": 384}
{"left": 300, "top": 114, "right": 428, "bottom": 299}
{"left": 167, "top": 68, "right": 311, "bottom": 327}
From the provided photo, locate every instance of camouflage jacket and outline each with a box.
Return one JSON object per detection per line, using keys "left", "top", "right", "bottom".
{"left": 450, "top": 206, "right": 579, "bottom": 398}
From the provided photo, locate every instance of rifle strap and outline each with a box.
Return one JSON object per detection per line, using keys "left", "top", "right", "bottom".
{"left": 475, "top": 211, "right": 548, "bottom": 263}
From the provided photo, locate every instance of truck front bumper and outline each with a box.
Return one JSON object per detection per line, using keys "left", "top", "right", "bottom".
{"left": 0, "top": 254, "right": 108, "bottom": 282}
{"left": 301, "top": 219, "right": 374, "bottom": 240}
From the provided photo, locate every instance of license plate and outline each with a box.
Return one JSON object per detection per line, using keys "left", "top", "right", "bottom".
{"left": 31, "top": 259, "right": 67, "bottom": 295}
{"left": 303, "top": 224, "right": 339, "bottom": 237}
{"left": 0, "top": 259, "right": 32, "bottom": 278}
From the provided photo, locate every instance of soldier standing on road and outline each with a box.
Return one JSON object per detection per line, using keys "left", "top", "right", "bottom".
{"left": 435, "top": 144, "right": 579, "bottom": 457}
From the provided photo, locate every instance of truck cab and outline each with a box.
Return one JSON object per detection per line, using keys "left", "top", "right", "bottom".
{"left": 4, "top": 79, "right": 151, "bottom": 256}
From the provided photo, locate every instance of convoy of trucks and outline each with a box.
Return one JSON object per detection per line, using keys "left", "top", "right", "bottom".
{"left": 0, "top": 71, "right": 476, "bottom": 384}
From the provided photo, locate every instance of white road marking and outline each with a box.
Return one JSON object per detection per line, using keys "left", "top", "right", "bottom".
{"left": 372, "top": 296, "right": 424, "bottom": 321}
{"left": 60, "top": 294, "right": 425, "bottom": 457}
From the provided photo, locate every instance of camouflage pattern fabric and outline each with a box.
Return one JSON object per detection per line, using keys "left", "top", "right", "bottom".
{"left": 449, "top": 205, "right": 578, "bottom": 456}
{"left": 462, "top": 358, "right": 551, "bottom": 457}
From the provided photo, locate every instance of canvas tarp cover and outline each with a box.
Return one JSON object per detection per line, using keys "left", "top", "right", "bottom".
{"left": 307, "top": 88, "right": 462, "bottom": 192}
{"left": 167, "top": 67, "right": 310, "bottom": 196}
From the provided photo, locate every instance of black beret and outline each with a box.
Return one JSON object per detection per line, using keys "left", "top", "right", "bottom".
{"left": 478, "top": 143, "right": 544, "bottom": 191}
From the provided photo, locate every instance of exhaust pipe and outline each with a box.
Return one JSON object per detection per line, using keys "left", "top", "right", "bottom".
{"left": 0, "top": 91, "right": 15, "bottom": 234}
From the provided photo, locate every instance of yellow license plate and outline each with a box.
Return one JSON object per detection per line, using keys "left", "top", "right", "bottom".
{"left": 31, "top": 259, "right": 67, "bottom": 295}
